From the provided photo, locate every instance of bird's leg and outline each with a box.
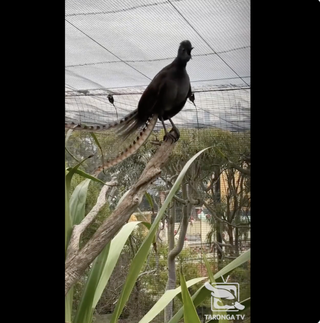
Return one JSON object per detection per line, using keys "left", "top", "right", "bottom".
{"left": 168, "top": 118, "right": 180, "bottom": 137}
{"left": 161, "top": 118, "right": 180, "bottom": 142}
{"left": 160, "top": 117, "right": 171, "bottom": 140}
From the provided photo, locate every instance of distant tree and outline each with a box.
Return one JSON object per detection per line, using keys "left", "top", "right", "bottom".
{"left": 65, "top": 127, "right": 250, "bottom": 317}
{"left": 151, "top": 128, "right": 250, "bottom": 320}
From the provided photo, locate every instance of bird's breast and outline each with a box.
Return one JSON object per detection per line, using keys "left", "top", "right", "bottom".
{"left": 163, "top": 75, "right": 190, "bottom": 111}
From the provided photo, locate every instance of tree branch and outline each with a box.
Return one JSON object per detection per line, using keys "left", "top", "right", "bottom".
{"left": 168, "top": 183, "right": 189, "bottom": 261}
{"left": 172, "top": 194, "right": 187, "bottom": 205}
{"left": 66, "top": 178, "right": 118, "bottom": 263}
{"left": 186, "top": 182, "right": 201, "bottom": 206}
{"left": 210, "top": 240, "right": 225, "bottom": 260}
{"left": 203, "top": 201, "right": 250, "bottom": 229}
{"left": 227, "top": 161, "right": 250, "bottom": 176}
{"left": 65, "top": 134, "right": 177, "bottom": 295}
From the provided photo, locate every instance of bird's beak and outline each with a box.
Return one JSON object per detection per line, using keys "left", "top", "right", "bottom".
{"left": 190, "top": 47, "right": 194, "bottom": 59}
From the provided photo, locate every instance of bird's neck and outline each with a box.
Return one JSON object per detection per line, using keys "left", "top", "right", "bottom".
{"left": 173, "top": 57, "right": 188, "bottom": 69}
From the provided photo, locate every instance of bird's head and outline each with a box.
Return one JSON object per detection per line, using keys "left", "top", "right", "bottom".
{"left": 178, "top": 40, "right": 193, "bottom": 62}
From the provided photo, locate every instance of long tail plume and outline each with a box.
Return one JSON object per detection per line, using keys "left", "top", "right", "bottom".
{"left": 65, "top": 109, "right": 139, "bottom": 132}
{"left": 93, "top": 114, "right": 158, "bottom": 175}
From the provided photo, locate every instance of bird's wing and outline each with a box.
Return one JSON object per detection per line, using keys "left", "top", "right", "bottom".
{"left": 137, "top": 68, "right": 170, "bottom": 117}
{"left": 114, "top": 73, "right": 170, "bottom": 142}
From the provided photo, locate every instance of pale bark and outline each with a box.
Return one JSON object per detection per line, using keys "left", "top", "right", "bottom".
{"left": 164, "top": 201, "right": 176, "bottom": 322}
{"left": 164, "top": 183, "right": 191, "bottom": 322}
{"left": 65, "top": 134, "right": 177, "bottom": 295}
{"left": 66, "top": 178, "right": 118, "bottom": 263}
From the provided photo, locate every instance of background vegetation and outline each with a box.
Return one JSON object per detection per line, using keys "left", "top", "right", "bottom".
{"left": 65, "top": 127, "right": 250, "bottom": 323}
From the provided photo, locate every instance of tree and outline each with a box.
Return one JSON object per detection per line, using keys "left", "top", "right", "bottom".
{"left": 156, "top": 128, "right": 250, "bottom": 269}
{"left": 150, "top": 128, "right": 250, "bottom": 321}
{"left": 65, "top": 127, "right": 250, "bottom": 322}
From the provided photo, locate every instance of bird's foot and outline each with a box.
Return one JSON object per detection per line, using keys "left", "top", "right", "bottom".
{"left": 163, "top": 127, "right": 180, "bottom": 143}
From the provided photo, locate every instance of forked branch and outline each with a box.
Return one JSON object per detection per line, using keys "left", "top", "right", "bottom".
{"left": 65, "top": 132, "right": 178, "bottom": 295}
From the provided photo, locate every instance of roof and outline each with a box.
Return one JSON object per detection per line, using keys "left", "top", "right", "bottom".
{"left": 65, "top": 0, "right": 250, "bottom": 132}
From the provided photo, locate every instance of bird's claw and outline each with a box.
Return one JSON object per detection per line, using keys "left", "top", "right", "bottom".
{"left": 163, "top": 128, "right": 180, "bottom": 143}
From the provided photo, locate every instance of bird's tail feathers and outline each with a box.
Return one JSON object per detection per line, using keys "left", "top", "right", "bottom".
{"left": 93, "top": 114, "right": 158, "bottom": 175}
{"left": 115, "top": 115, "right": 147, "bottom": 142}
{"left": 65, "top": 109, "right": 139, "bottom": 132}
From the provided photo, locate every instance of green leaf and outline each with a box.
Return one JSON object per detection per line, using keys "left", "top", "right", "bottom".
{"left": 73, "top": 222, "right": 149, "bottom": 323}
{"left": 90, "top": 132, "right": 102, "bottom": 151}
{"left": 65, "top": 154, "right": 93, "bottom": 193}
{"left": 204, "top": 280, "right": 228, "bottom": 323}
{"left": 110, "top": 147, "right": 212, "bottom": 323}
{"left": 65, "top": 169, "right": 72, "bottom": 254}
{"left": 138, "top": 277, "right": 207, "bottom": 323}
{"left": 202, "top": 253, "right": 215, "bottom": 283}
{"left": 214, "top": 249, "right": 250, "bottom": 282}
{"left": 168, "top": 250, "right": 250, "bottom": 323}
{"left": 70, "top": 168, "right": 106, "bottom": 185}
{"left": 90, "top": 131, "right": 106, "bottom": 173}
{"left": 202, "top": 254, "right": 228, "bottom": 323}
{"left": 65, "top": 146, "right": 80, "bottom": 163}
{"left": 65, "top": 128, "right": 74, "bottom": 145}
{"left": 226, "top": 297, "right": 250, "bottom": 316}
{"left": 92, "top": 221, "right": 144, "bottom": 308}
{"left": 150, "top": 146, "right": 212, "bottom": 231}
{"left": 139, "top": 221, "right": 151, "bottom": 230}
{"left": 144, "top": 192, "right": 154, "bottom": 210}
{"left": 115, "top": 188, "right": 131, "bottom": 207}
{"left": 69, "top": 178, "right": 91, "bottom": 225}
{"left": 168, "top": 285, "right": 209, "bottom": 323}
{"left": 73, "top": 243, "right": 111, "bottom": 323}
{"left": 180, "top": 269, "right": 202, "bottom": 323}
{"left": 65, "top": 287, "right": 74, "bottom": 323}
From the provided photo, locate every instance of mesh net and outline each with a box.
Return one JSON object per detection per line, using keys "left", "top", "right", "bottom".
{"left": 65, "top": 86, "right": 250, "bottom": 132}
{"left": 65, "top": 0, "right": 250, "bottom": 155}
{"left": 65, "top": 0, "right": 250, "bottom": 321}
{"left": 65, "top": 0, "right": 250, "bottom": 91}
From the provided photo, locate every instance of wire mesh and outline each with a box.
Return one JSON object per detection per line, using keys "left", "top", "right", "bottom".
{"left": 65, "top": 0, "right": 250, "bottom": 90}
{"left": 65, "top": 87, "right": 250, "bottom": 132}
{"left": 65, "top": 1, "right": 250, "bottom": 321}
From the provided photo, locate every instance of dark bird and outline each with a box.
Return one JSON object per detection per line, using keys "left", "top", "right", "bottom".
{"left": 118, "top": 39, "right": 194, "bottom": 142}
{"left": 66, "top": 40, "right": 194, "bottom": 173}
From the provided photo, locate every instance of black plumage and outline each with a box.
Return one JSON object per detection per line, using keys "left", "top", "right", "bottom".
{"left": 117, "top": 40, "right": 193, "bottom": 142}
{"left": 65, "top": 40, "right": 194, "bottom": 173}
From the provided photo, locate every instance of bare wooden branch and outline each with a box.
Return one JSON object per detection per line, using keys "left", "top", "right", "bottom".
{"left": 172, "top": 194, "right": 187, "bottom": 205}
{"left": 168, "top": 208, "right": 189, "bottom": 261}
{"left": 202, "top": 201, "right": 231, "bottom": 225}
{"left": 186, "top": 183, "right": 201, "bottom": 206}
{"left": 137, "top": 269, "right": 157, "bottom": 279}
{"left": 210, "top": 240, "right": 225, "bottom": 260}
{"left": 66, "top": 178, "right": 118, "bottom": 263}
{"left": 227, "top": 160, "right": 250, "bottom": 176}
{"left": 203, "top": 201, "right": 250, "bottom": 228}
{"left": 168, "top": 183, "right": 189, "bottom": 261}
{"left": 65, "top": 135, "right": 177, "bottom": 295}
